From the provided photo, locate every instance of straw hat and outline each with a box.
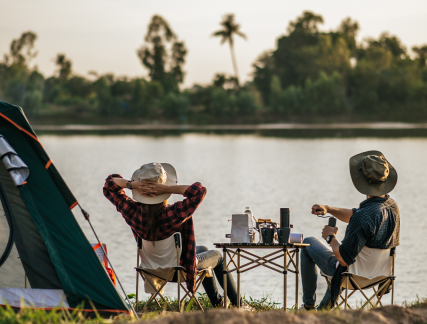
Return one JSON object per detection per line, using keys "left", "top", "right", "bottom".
{"left": 349, "top": 151, "right": 397, "bottom": 196}
{"left": 131, "top": 162, "right": 177, "bottom": 204}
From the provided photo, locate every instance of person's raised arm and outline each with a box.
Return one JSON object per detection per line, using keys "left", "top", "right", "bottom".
{"left": 311, "top": 204, "right": 353, "bottom": 223}
{"left": 131, "top": 180, "right": 190, "bottom": 197}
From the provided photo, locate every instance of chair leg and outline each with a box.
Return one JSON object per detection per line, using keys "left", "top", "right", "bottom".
{"left": 345, "top": 276, "right": 349, "bottom": 310}
{"left": 137, "top": 274, "right": 162, "bottom": 309}
{"left": 177, "top": 270, "right": 181, "bottom": 312}
{"left": 154, "top": 297, "right": 162, "bottom": 308}
{"left": 374, "top": 280, "right": 391, "bottom": 308}
{"left": 350, "top": 278, "right": 376, "bottom": 309}
{"left": 391, "top": 279, "right": 395, "bottom": 305}
{"left": 136, "top": 246, "right": 140, "bottom": 306}
{"left": 179, "top": 273, "right": 206, "bottom": 305}
{"left": 337, "top": 290, "right": 356, "bottom": 309}
{"left": 179, "top": 277, "right": 206, "bottom": 312}
{"left": 143, "top": 272, "right": 175, "bottom": 311}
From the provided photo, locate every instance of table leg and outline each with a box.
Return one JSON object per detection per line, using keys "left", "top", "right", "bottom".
{"left": 295, "top": 248, "right": 299, "bottom": 313}
{"left": 223, "top": 247, "right": 227, "bottom": 309}
{"left": 237, "top": 248, "right": 240, "bottom": 308}
{"left": 284, "top": 248, "right": 287, "bottom": 311}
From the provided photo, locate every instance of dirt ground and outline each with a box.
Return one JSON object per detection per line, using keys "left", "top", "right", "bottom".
{"left": 135, "top": 305, "right": 427, "bottom": 324}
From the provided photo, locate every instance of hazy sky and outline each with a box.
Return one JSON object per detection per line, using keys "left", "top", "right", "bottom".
{"left": 1, "top": 1, "right": 427, "bottom": 88}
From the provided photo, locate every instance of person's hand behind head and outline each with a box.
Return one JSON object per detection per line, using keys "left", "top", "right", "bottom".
{"left": 135, "top": 181, "right": 156, "bottom": 197}
{"left": 136, "top": 180, "right": 170, "bottom": 197}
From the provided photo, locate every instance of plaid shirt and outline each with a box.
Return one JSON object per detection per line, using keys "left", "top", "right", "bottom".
{"left": 103, "top": 175, "right": 207, "bottom": 293}
{"left": 339, "top": 195, "right": 400, "bottom": 266}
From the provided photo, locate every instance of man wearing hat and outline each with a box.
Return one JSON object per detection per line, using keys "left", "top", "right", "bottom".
{"left": 103, "top": 162, "right": 251, "bottom": 310}
{"left": 301, "top": 151, "right": 400, "bottom": 310}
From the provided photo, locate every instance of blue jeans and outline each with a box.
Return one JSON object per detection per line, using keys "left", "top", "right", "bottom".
{"left": 196, "top": 246, "right": 239, "bottom": 306}
{"left": 301, "top": 237, "right": 338, "bottom": 309}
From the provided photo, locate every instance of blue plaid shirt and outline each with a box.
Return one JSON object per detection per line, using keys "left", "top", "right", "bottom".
{"left": 339, "top": 195, "right": 400, "bottom": 266}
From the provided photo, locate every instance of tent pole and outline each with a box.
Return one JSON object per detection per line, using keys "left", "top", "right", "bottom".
{"left": 79, "top": 206, "right": 139, "bottom": 320}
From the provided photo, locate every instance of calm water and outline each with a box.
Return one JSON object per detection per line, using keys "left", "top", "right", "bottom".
{"left": 40, "top": 134, "right": 427, "bottom": 307}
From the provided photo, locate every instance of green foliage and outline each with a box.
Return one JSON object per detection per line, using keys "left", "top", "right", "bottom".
{"left": 137, "top": 15, "right": 187, "bottom": 92}
{"left": 278, "top": 72, "right": 346, "bottom": 116}
{"left": 160, "top": 92, "right": 189, "bottom": 121}
{"left": 212, "top": 14, "right": 246, "bottom": 86}
{"left": 253, "top": 11, "right": 427, "bottom": 121}
{"left": 5, "top": 31, "right": 38, "bottom": 66}
{"left": 0, "top": 303, "right": 104, "bottom": 324}
{"left": 1, "top": 11, "right": 427, "bottom": 124}
{"left": 55, "top": 54, "right": 72, "bottom": 82}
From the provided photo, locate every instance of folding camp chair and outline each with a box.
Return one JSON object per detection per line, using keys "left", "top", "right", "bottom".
{"left": 321, "top": 246, "right": 396, "bottom": 310}
{"left": 134, "top": 232, "right": 213, "bottom": 312}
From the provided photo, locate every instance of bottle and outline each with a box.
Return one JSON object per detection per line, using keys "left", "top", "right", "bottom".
{"left": 244, "top": 207, "right": 255, "bottom": 243}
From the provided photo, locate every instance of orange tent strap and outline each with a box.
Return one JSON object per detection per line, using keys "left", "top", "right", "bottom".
{"left": 92, "top": 242, "right": 102, "bottom": 250}
{"left": 45, "top": 160, "right": 52, "bottom": 169}
{"left": 70, "top": 201, "right": 78, "bottom": 210}
{"left": 0, "top": 113, "right": 42, "bottom": 147}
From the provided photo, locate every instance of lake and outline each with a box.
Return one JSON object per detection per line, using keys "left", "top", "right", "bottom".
{"left": 39, "top": 133, "right": 427, "bottom": 308}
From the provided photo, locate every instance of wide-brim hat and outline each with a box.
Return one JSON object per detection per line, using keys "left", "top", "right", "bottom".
{"left": 131, "top": 163, "right": 178, "bottom": 204}
{"left": 349, "top": 150, "right": 397, "bottom": 196}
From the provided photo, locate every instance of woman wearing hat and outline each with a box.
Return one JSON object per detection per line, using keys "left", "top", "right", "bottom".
{"left": 103, "top": 162, "right": 247, "bottom": 309}
{"left": 301, "top": 151, "right": 400, "bottom": 310}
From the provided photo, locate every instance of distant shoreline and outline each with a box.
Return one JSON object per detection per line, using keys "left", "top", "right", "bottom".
{"left": 31, "top": 122, "right": 427, "bottom": 131}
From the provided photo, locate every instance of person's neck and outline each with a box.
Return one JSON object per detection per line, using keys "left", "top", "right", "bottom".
{"left": 366, "top": 195, "right": 386, "bottom": 199}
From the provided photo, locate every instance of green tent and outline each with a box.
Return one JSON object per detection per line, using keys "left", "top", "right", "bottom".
{"left": 0, "top": 100, "right": 129, "bottom": 315}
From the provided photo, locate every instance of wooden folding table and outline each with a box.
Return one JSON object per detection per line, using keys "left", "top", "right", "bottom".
{"left": 214, "top": 242, "right": 309, "bottom": 312}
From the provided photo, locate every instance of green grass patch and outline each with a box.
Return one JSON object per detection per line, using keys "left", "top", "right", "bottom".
{"left": 0, "top": 303, "right": 105, "bottom": 324}
{"left": 128, "top": 293, "right": 286, "bottom": 313}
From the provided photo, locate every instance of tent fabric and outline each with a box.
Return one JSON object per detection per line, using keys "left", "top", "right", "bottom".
{"left": 0, "top": 288, "right": 70, "bottom": 308}
{"left": 0, "top": 101, "right": 77, "bottom": 209}
{"left": 0, "top": 162, "right": 62, "bottom": 289}
{"left": 0, "top": 100, "right": 129, "bottom": 313}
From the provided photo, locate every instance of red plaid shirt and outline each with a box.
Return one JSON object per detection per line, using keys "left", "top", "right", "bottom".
{"left": 103, "top": 175, "right": 206, "bottom": 292}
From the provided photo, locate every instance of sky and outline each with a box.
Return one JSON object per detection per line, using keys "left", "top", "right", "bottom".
{"left": 1, "top": 0, "right": 427, "bottom": 88}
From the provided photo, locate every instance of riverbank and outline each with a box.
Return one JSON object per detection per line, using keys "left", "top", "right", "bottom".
{"left": 30, "top": 122, "right": 427, "bottom": 131}
{"left": 30, "top": 122, "right": 427, "bottom": 138}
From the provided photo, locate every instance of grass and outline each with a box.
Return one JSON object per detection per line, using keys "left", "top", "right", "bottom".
{"left": 1, "top": 296, "right": 427, "bottom": 323}
{"left": 129, "top": 292, "right": 285, "bottom": 313}
{"left": 402, "top": 296, "right": 427, "bottom": 309}
{"left": 0, "top": 303, "right": 105, "bottom": 324}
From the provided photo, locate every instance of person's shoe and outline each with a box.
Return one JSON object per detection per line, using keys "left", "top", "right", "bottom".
{"left": 298, "top": 304, "right": 317, "bottom": 312}
{"left": 218, "top": 295, "right": 230, "bottom": 309}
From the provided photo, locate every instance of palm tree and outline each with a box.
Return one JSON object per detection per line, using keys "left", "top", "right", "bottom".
{"left": 212, "top": 14, "right": 246, "bottom": 86}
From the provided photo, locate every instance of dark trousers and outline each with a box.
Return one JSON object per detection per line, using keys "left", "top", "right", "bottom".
{"left": 196, "top": 246, "right": 239, "bottom": 306}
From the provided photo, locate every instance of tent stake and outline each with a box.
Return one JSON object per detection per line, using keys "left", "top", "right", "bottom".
{"left": 79, "top": 206, "right": 139, "bottom": 320}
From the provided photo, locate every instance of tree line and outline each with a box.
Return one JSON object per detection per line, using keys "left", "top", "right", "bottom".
{"left": 0, "top": 11, "right": 427, "bottom": 123}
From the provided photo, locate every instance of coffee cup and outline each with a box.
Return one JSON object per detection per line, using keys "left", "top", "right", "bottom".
{"left": 261, "top": 227, "right": 274, "bottom": 244}
{"left": 277, "top": 227, "right": 291, "bottom": 244}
